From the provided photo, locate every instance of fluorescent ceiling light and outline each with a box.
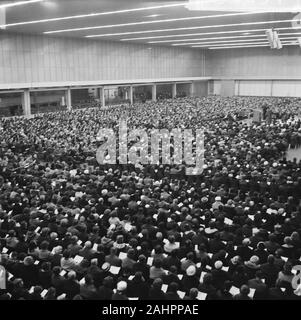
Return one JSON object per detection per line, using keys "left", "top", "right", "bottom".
{"left": 175, "top": 37, "right": 298, "bottom": 46}
{"left": 209, "top": 43, "right": 297, "bottom": 49}
{"left": 120, "top": 29, "right": 268, "bottom": 41}
{"left": 0, "top": 0, "right": 43, "bottom": 9}
{"left": 195, "top": 42, "right": 271, "bottom": 48}
{"left": 177, "top": 39, "right": 270, "bottom": 46}
{"left": 145, "top": 14, "right": 162, "bottom": 18}
{"left": 44, "top": 12, "right": 267, "bottom": 34}
{"left": 148, "top": 34, "right": 268, "bottom": 43}
{"left": 192, "top": 40, "right": 296, "bottom": 48}
{"left": 187, "top": 0, "right": 301, "bottom": 12}
{"left": 153, "top": 34, "right": 301, "bottom": 44}
{"left": 210, "top": 45, "right": 270, "bottom": 49}
{"left": 87, "top": 21, "right": 300, "bottom": 40}
{"left": 0, "top": 3, "right": 185, "bottom": 28}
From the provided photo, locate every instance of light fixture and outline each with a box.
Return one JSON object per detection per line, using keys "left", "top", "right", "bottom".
{"left": 177, "top": 39, "right": 270, "bottom": 46}
{"left": 87, "top": 20, "right": 301, "bottom": 39}
{"left": 0, "top": 3, "right": 185, "bottom": 28}
{"left": 187, "top": 0, "right": 301, "bottom": 12}
{"left": 208, "top": 43, "right": 297, "bottom": 49}
{"left": 0, "top": 0, "right": 43, "bottom": 9}
{"left": 193, "top": 40, "right": 297, "bottom": 48}
{"left": 195, "top": 42, "right": 271, "bottom": 48}
{"left": 120, "top": 29, "right": 268, "bottom": 41}
{"left": 208, "top": 45, "right": 270, "bottom": 49}
{"left": 148, "top": 34, "right": 268, "bottom": 43}
{"left": 146, "top": 33, "right": 301, "bottom": 44}
{"left": 175, "top": 37, "right": 298, "bottom": 46}
{"left": 44, "top": 12, "right": 268, "bottom": 34}
{"left": 145, "top": 14, "right": 161, "bottom": 18}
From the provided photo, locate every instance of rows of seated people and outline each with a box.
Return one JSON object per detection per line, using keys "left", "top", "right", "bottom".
{"left": 0, "top": 96, "right": 301, "bottom": 300}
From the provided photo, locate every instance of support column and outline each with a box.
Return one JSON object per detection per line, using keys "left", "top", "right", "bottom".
{"left": 65, "top": 88, "right": 72, "bottom": 111}
{"left": 129, "top": 86, "right": 133, "bottom": 105}
{"left": 172, "top": 83, "right": 177, "bottom": 99}
{"left": 100, "top": 87, "right": 105, "bottom": 107}
{"left": 22, "top": 89, "right": 31, "bottom": 116}
{"left": 189, "top": 82, "right": 194, "bottom": 97}
{"left": 152, "top": 84, "right": 157, "bottom": 102}
{"left": 270, "top": 80, "right": 274, "bottom": 97}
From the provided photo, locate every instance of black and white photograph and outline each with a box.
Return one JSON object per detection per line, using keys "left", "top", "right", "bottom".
{"left": 1, "top": 0, "right": 301, "bottom": 314}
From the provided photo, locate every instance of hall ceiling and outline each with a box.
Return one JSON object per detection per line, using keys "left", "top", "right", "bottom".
{"left": 0, "top": 0, "right": 301, "bottom": 50}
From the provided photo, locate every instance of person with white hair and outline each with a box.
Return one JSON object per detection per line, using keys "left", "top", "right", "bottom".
{"left": 78, "top": 241, "right": 96, "bottom": 261}
{"left": 112, "top": 281, "right": 128, "bottom": 300}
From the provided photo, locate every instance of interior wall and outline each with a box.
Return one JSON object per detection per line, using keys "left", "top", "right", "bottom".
{"left": 206, "top": 46, "right": 301, "bottom": 79}
{"left": 193, "top": 81, "right": 208, "bottom": 97}
{"left": 207, "top": 46, "right": 301, "bottom": 97}
{"left": 220, "top": 80, "right": 235, "bottom": 97}
{"left": 0, "top": 32, "right": 205, "bottom": 85}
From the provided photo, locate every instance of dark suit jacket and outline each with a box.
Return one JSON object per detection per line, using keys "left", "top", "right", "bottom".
{"left": 63, "top": 279, "right": 80, "bottom": 300}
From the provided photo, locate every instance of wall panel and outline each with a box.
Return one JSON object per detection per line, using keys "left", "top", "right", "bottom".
{"left": 272, "top": 81, "right": 301, "bottom": 97}
{"left": 213, "top": 80, "right": 221, "bottom": 95}
{"left": 0, "top": 33, "right": 205, "bottom": 85}
{"left": 238, "top": 80, "right": 272, "bottom": 96}
{"left": 206, "top": 47, "right": 301, "bottom": 79}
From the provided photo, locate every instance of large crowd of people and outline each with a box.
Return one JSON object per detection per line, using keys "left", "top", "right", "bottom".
{"left": 1, "top": 95, "right": 301, "bottom": 300}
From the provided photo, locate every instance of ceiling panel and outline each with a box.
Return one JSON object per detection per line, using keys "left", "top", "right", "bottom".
{"left": 0, "top": 0, "right": 300, "bottom": 50}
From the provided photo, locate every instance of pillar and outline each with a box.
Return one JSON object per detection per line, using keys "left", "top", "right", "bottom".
{"left": 22, "top": 89, "right": 31, "bottom": 116}
{"left": 172, "top": 83, "right": 177, "bottom": 98}
{"left": 129, "top": 86, "right": 133, "bottom": 105}
{"left": 100, "top": 87, "right": 105, "bottom": 107}
{"left": 65, "top": 88, "right": 72, "bottom": 111}
{"left": 189, "top": 82, "right": 193, "bottom": 97}
{"left": 152, "top": 84, "right": 157, "bottom": 102}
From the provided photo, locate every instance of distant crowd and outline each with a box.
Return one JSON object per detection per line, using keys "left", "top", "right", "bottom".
{"left": 1, "top": 96, "right": 301, "bottom": 300}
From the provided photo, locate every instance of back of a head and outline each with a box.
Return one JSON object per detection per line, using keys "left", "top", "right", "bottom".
{"left": 52, "top": 266, "right": 61, "bottom": 276}
{"left": 34, "top": 286, "right": 43, "bottom": 294}
{"left": 127, "top": 248, "right": 135, "bottom": 258}
{"left": 169, "top": 282, "right": 179, "bottom": 293}
{"left": 63, "top": 250, "right": 70, "bottom": 259}
{"left": 103, "top": 276, "right": 113, "bottom": 288}
{"left": 84, "top": 274, "right": 93, "bottom": 285}
{"left": 153, "top": 278, "right": 163, "bottom": 289}
{"left": 134, "top": 271, "right": 143, "bottom": 280}
{"left": 267, "top": 255, "right": 275, "bottom": 264}
{"left": 169, "top": 265, "right": 177, "bottom": 274}
{"left": 187, "top": 252, "right": 194, "bottom": 261}
{"left": 154, "top": 258, "right": 162, "bottom": 268}
{"left": 240, "top": 285, "right": 250, "bottom": 295}
{"left": 255, "top": 270, "right": 263, "bottom": 279}
{"left": 85, "top": 241, "right": 92, "bottom": 249}
{"left": 203, "top": 273, "right": 212, "bottom": 285}
{"left": 68, "top": 271, "right": 76, "bottom": 280}
{"left": 224, "top": 280, "right": 232, "bottom": 291}
{"left": 189, "top": 288, "right": 198, "bottom": 299}
{"left": 138, "top": 255, "right": 146, "bottom": 263}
